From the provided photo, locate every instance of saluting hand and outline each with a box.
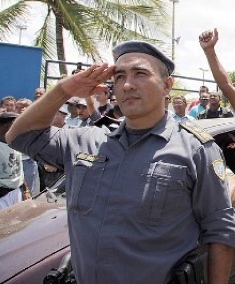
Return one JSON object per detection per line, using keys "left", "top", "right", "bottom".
{"left": 199, "top": 28, "right": 218, "bottom": 50}
{"left": 58, "top": 63, "right": 115, "bottom": 99}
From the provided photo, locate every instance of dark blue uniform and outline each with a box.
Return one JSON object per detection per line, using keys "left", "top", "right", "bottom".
{"left": 10, "top": 113, "right": 235, "bottom": 284}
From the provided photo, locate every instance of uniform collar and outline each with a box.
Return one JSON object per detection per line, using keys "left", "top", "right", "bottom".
{"left": 108, "top": 112, "right": 175, "bottom": 142}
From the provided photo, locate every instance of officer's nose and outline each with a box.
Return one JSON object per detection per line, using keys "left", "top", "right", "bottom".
{"left": 123, "top": 76, "right": 137, "bottom": 91}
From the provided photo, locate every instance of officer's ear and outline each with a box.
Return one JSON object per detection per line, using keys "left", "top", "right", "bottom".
{"left": 163, "top": 76, "right": 174, "bottom": 92}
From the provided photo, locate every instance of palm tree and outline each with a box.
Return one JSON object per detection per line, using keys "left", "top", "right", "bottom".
{"left": 0, "top": 0, "right": 171, "bottom": 75}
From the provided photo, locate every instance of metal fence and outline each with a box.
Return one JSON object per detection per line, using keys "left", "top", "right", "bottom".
{"left": 43, "top": 59, "right": 217, "bottom": 94}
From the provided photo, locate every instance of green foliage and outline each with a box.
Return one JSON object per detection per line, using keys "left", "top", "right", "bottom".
{"left": 171, "top": 73, "right": 189, "bottom": 97}
{"left": 0, "top": 1, "right": 29, "bottom": 41}
{"left": 229, "top": 71, "right": 235, "bottom": 85}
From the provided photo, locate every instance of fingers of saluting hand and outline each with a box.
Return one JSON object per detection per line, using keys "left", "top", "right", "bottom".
{"left": 59, "top": 63, "right": 115, "bottom": 98}
{"left": 75, "top": 63, "right": 115, "bottom": 83}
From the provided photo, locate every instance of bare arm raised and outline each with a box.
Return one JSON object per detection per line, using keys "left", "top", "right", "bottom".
{"left": 199, "top": 28, "right": 235, "bottom": 108}
{"left": 5, "top": 63, "right": 115, "bottom": 143}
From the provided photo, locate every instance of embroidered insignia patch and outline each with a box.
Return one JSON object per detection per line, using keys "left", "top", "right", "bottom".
{"left": 212, "top": 159, "right": 226, "bottom": 180}
{"left": 76, "top": 153, "right": 107, "bottom": 163}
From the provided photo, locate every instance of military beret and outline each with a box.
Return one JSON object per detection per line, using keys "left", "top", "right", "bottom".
{"left": 112, "top": 40, "right": 175, "bottom": 75}
{"left": 0, "top": 112, "right": 18, "bottom": 123}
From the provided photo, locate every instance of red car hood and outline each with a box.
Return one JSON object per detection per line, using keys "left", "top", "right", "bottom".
{"left": 0, "top": 199, "right": 69, "bottom": 283}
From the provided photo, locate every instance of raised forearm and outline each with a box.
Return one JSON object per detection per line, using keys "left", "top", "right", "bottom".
{"left": 199, "top": 28, "right": 235, "bottom": 108}
{"left": 5, "top": 63, "right": 115, "bottom": 143}
{"left": 85, "top": 96, "right": 96, "bottom": 115}
{"left": 207, "top": 243, "right": 234, "bottom": 284}
{"left": 204, "top": 48, "right": 232, "bottom": 92}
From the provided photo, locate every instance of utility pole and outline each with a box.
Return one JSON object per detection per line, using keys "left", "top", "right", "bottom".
{"left": 169, "top": 0, "right": 180, "bottom": 61}
{"left": 199, "top": 67, "right": 209, "bottom": 85}
{"left": 16, "top": 25, "right": 27, "bottom": 44}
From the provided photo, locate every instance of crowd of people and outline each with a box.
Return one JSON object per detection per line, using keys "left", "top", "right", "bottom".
{"left": 1, "top": 28, "right": 235, "bottom": 283}
{"left": 168, "top": 86, "right": 234, "bottom": 122}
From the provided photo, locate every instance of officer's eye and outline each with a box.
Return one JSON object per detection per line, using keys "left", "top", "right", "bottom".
{"left": 114, "top": 74, "right": 125, "bottom": 82}
{"left": 136, "top": 71, "right": 146, "bottom": 76}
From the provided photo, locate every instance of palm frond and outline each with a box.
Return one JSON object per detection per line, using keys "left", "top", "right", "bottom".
{"left": 82, "top": 0, "right": 170, "bottom": 42}
{"left": 34, "top": 7, "right": 57, "bottom": 60}
{"left": 0, "top": 0, "right": 172, "bottom": 73}
{"left": 0, "top": 1, "right": 29, "bottom": 40}
{"left": 53, "top": 0, "right": 101, "bottom": 60}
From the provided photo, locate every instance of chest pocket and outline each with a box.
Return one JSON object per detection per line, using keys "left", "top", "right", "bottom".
{"left": 68, "top": 159, "right": 106, "bottom": 215}
{"left": 134, "top": 162, "right": 190, "bottom": 226}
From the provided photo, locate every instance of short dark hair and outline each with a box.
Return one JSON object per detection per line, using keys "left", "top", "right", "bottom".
{"left": 165, "top": 94, "right": 171, "bottom": 101}
{"left": 199, "top": 85, "right": 209, "bottom": 93}
{"left": 158, "top": 61, "right": 170, "bottom": 78}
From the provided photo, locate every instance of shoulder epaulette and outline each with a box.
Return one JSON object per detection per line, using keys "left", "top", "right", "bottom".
{"left": 180, "top": 120, "right": 214, "bottom": 144}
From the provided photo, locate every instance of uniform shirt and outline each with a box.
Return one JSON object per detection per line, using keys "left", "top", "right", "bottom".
{"left": 10, "top": 113, "right": 235, "bottom": 284}
{"left": 0, "top": 141, "right": 24, "bottom": 189}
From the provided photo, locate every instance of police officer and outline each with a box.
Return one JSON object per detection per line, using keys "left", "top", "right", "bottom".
{"left": 6, "top": 41, "right": 235, "bottom": 284}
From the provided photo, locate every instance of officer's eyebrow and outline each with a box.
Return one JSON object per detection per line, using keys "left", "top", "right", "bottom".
{"left": 114, "top": 65, "right": 150, "bottom": 75}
